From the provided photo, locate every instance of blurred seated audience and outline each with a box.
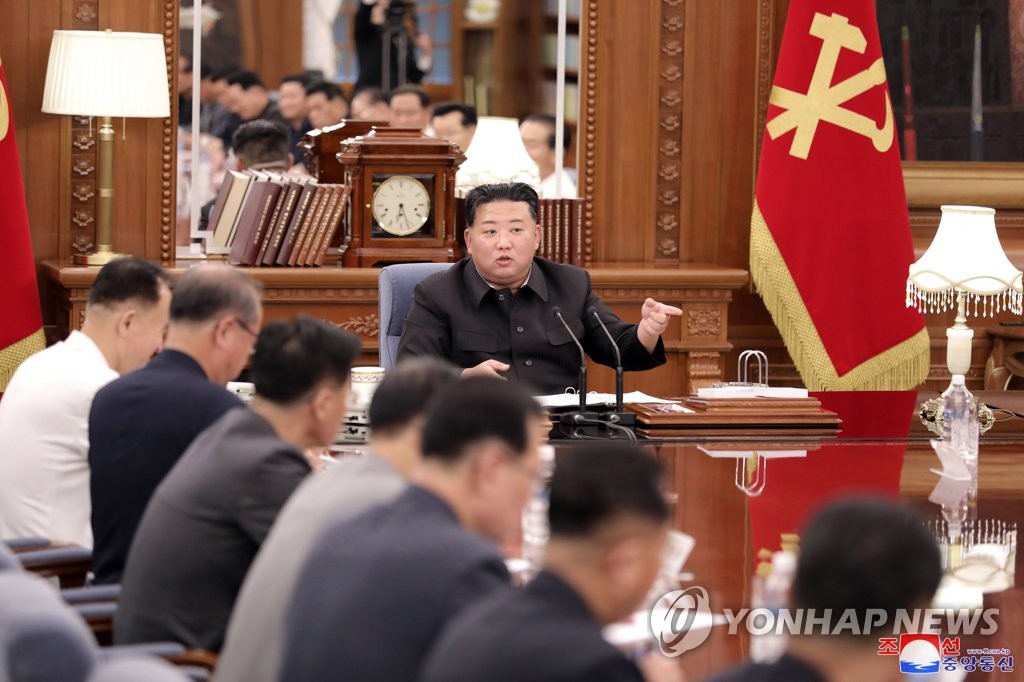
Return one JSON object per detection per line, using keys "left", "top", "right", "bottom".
{"left": 388, "top": 84, "right": 432, "bottom": 131}
{"left": 431, "top": 101, "right": 477, "bottom": 153}
{"left": 279, "top": 377, "right": 546, "bottom": 681}
{"left": 276, "top": 72, "right": 315, "bottom": 164}
{"left": 305, "top": 81, "right": 351, "bottom": 130}
{"left": 351, "top": 86, "right": 391, "bottom": 121}
{"left": 520, "top": 113, "right": 577, "bottom": 198}
{"left": 421, "top": 443, "right": 681, "bottom": 682}
{"left": 224, "top": 70, "right": 287, "bottom": 128}
{"left": 0, "top": 258, "right": 171, "bottom": 548}
{"left": 216, "top": 357, "right": 459, "bottom": 681}
{"left": 115, "top": 316, "right": 361, "bottom": 652}
{"left": 88, "top": 265, "right": 262, "bottom": 584}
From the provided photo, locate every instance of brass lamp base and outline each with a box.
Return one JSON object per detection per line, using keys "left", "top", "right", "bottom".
{"left": 73, "top": 249, "right": 128, "bottom": 266}
{"left": 917, "top": 396, "right": 996, "bottom": 437}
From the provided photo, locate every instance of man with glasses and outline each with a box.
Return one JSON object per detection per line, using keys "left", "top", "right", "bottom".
{"left": 279, "top": 377, "right": 546, "bottom": 682}
{"left": 88, "top": 264, "right": 263, "bottom": 584}
{"left": 115, "top": 316, "right": 361, "bottom": 652}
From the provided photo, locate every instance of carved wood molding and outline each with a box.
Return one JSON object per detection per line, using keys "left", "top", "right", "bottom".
{"left": 579, "top": 0, "right": 599, "bottom": 263}
{"left": 656, "top": 0, "right": 685, "bottom": 264}
{"left": 686, "top": 309, "right": 722, "bottom": 337}
{"left": 67, "top": 2, "right": 98, "bottom": 256}
{"left": 753, "top": 0, "right": 776, "bottom": 172}
{"left": 335, "top": 313, "right": 381, "bottom": 338}
{"left": 161, "top": 0, "right": 177, "bottom": 263}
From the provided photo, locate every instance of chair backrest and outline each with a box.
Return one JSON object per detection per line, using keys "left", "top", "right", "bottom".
{"left": 0, "top": 572, "right": 97, "bottom": 682}
{"left": 378, "top": 263, "right": 453, "bottom": 369}
{"left": 87, "top": 657, "right": 190, "bottom": 682}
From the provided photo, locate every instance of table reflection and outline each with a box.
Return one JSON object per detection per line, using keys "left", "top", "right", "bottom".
{"left": 575, "top": 390, "right": 1024, "bottom": 680}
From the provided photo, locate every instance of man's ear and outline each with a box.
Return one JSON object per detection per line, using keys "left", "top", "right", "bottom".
{"left": 467, "top": 442, "right": 504, "bottom": 491}
{"left": 116, "top": 308, "right": 137, "bottom": 337}
{"left": 464, "top": 227, "right": 473, "bottom": 255}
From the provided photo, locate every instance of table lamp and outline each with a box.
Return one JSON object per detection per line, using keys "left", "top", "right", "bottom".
{"left": 455, "top": 116, "right": 540, "bottom": 196}
{"left": 907, "top": 206, "right": 1021, "bottom": 439}
{"left": 42, "top": 30, "right": 170, "bottom": 265}
{"left": 907, "top": 205, "right": 1023, "bottom": 376}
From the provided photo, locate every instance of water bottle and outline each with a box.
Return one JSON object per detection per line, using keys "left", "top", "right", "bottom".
{"left": 941, "top": 375, "right": 977, "bottom": 464}
{"left": 521, "top": 445, "right": 556, "bottom": 581}
{"left": 750, "top": 550, "right": 796, "bottom": 663}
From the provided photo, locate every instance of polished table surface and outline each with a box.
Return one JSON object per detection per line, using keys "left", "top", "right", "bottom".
{"left": 570, "top": 391, "right": 1024, "bottom": 681}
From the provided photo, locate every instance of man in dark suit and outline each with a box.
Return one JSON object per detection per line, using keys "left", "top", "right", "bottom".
{"left": 420, "top": 444, "right": 674, "bottom": 682}
{"left": 279, "top": 377, "right": 547, "bottom": 682}
{"left": 88, "top": 265, "right": 262, "bottom": 584}
{"left": 397, "top": 182, "right": 682, "bottom": 394}
{"left": 115, "top": 316, "right": 361, "bottom": 652}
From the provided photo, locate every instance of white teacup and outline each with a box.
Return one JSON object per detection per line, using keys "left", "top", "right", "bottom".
{"left": 349, "top": 366, "right": 386, "bottom": 408}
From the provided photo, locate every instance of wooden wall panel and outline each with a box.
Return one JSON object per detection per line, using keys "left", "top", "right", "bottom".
{"left": 2, "top": 0, "right": 178, "bottom": 285}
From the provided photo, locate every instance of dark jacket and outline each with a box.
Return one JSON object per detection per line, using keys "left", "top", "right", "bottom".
{"left": 421, "top": 569, "right": 646, "bottom": 682}
{"left": 280, "top": 486, "right": 510, "bottom": 681}
{"left": 397, "top": 257, "right": 666, "bottom": 394}
{"left": 88, "top": 350, "right": 242, "bottom": 584}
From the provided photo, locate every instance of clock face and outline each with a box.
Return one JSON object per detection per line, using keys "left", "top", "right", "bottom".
{"left": 371, "top": 175, "right": 432, "bottom": 236}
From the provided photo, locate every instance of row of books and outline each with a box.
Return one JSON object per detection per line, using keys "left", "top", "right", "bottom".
{"left": 540, "top": 81, "right": 580, "bottom": 121}
{"left": 541, "top": 34, "right": 580, "bottom": 71}
{"left": 544, "top": 0, "right": 580, "bottom": 18}
{"left": 206, "top": 169, "right": 352, "bottom": 267}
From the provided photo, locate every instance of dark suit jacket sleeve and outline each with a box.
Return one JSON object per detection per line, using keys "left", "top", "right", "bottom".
{"left": 238, "top": 449, "right": 310, "bottom": 544}
{"left": 579, "top": 271, "right": 666, "bottom": 371}
{"left": 396, "top": 280, "right": 452, "bottom": 362}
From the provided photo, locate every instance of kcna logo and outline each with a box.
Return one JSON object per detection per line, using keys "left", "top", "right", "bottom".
{"left": 648, "top": 586, "right": 713, "bottom": 657}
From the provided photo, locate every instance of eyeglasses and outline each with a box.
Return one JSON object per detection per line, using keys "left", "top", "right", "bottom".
{"left": 234, "top": 317, "right": 259, "bottom": 338}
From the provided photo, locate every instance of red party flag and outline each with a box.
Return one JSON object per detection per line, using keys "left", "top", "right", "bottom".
{"left": 751, "top": 0, "right": 929, "bottom": 390}
{"left": 0, "top": 55, "right": 45, "bottom": 391}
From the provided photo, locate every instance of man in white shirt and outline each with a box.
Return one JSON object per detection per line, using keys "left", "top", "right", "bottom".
{"left": 0, "top": 258, "right": 172, "bottom": 547}
{"left": 520, "top": 113, "right": 578, "bottom": 199}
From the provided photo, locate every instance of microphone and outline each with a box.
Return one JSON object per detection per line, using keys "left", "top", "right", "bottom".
{"left": 552, "top": 306, "right": 588, "bottom": 413}
{"left": 588, "top": 306, "right": 636, "bottom": 428}
{"left": 588, "top": 306, "right": 623, "bottom": 413}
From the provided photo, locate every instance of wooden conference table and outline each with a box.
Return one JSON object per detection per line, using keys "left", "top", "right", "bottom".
{"left": 557, "top": 390, "right": 1024, "bottom": 681}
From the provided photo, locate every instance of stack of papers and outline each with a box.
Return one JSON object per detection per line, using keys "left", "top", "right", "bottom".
{"left": 535, "top": 391, "right": 678, "bottom": 409}
{"left": 696, "top": 386, "right": 808, "bottom": 399}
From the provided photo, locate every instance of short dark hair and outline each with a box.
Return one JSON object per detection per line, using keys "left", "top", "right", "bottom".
{"left": 280, "top": 72, "right": 315, "bottom": 89}
{"left": 368, "top": 358, "right": 460, "bottom": 433}
{"left": 227, "top": 70, "right": 266, "bottom": 91}
{"left": 431, "top": 101, "right": 477, "bottom": 127}
{"left": 250, "top": 315, "right": 361, "bottom": 405}
{"left": 421, "top": 377, "right": 543, "bottom": 463}
{"left": 169, "top": 265, "right": 262, "bottom": 327}
{"left": 387, "top": 85, "right": 431, "bottom": 108}
{"left": 305, "top": 81, "right": 346, "bottom": 103}
{"left": 87, "top": 258, "right": 172, "bottom": 309}
{"left": 232, "top": 120, "right": 291, "bottom": 167}
{"left": 794, "top": 497, "right": 942, "bottom": 637}
{"left": 549, "top": 445, "right": 668, "bottom": 536}
{"left": 210, "top": 66, "right": 242, "bottom": 84}
{"left": 352, "top": 87, "right": 386, "bottom": 105}
{"left": 464, "top": 182, "right": 539, "bottom": 227}
{"left": 522, "top": 113, "right": 572, "bottom": 151}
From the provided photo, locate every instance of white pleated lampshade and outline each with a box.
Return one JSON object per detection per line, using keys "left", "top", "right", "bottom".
{"left": 42, "top": 30, "right": 170, "bottom": 118}
{"left": 907, "top": 205, "right": 1023, "bottom": 316}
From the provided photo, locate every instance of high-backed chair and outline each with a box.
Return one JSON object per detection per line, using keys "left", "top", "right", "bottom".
{"left": 378, "top": 263, "right": 453, "bottom": 369}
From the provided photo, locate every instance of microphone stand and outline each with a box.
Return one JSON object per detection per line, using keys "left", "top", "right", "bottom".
{"left": 588, "top": 307, "right": 635, "bottom": 427}
{"left": 552, "top": 307, "right": 600, "bottom": 438}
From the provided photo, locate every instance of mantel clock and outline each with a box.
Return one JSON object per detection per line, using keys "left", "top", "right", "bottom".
{"left": 337, "top": 127, "right": 465, "bottom": 267}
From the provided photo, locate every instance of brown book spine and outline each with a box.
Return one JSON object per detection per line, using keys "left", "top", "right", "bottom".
{"left": 259, "top": 181, "right": 303, "bottom": 265}
{"left": 205, "top": 170, "right": 237, "bottom": 236}
{"left": 253, "top": 181, "right": 291, "bottom": 265}
{"left": 288, "top": 185, "right": 330, "bottom": 266}
{"left": 240, "top": 182, "right": 284, "bottom": 265}
{"left": 275, "top": 183, "right": 319, "bottom": 266}
{"left": 314, "top": 185, "right": 353, "bottom": 266}
{"left": 227, "top": 181, "right": 273, "bottom": 265}
{"left": 300, "top": 185, "right": 341, "bottom": 266}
